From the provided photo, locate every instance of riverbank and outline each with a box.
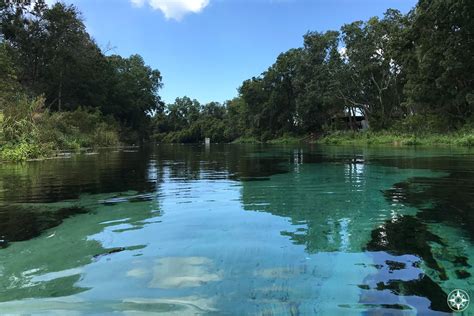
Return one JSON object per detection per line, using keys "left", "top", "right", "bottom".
{"left": 3, "top": 130, "right": 473, "bottom": 163}
{"left": 316, "top": 131, "right": 474, "bottom": 147}
{"left": 0, "top": 100, "right": 121, "bottom": 162}
{"left": 232, "top": 135, "right": 306, "bottom": 144}
{"left": 232, "top": 131, "right": 474, "bottom": 147}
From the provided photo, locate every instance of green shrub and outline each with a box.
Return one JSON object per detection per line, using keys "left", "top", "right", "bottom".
{"left": 36, "top": 108, "right": 120, "bottom": 149}
{"left": 232, "top": 136, "right": 260, "bottom": 144}
{"left": 455, "top": 134, "right": 474, "bottom": 147}
{"left": 397, "top": 114, "right": 451, "bottom": 134}
{"left": 92, "top": 125, "right": 120, "bottom": 147}
{"left": 267, "top": 134, "right": 303, "bottom": 144}
{"left": 401, "top": 137, "right": 421, "bottom": 146}
{"left": 259, "top": 131, "right": 273, "bottom": 142}
{"left": 0, "top": 142, "right": 50, "bottom": 162}
{"left": 0, "top": 95, "right": 120, "bottom": 161}
{"left": 0, "top": 95, "right": 44, "bottom": 143}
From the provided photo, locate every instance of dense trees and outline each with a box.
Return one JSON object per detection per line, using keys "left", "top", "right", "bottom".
{"left": 234, "top": 9, "right": 418, "bottom": 137}
{"left": 1, "top": 0, "right": 472, "bottom": 150}
{"left": 339, "top": 11, "right": 407, "bottom": 129}
{"left": 104, "top": 54, "right": 163, "bottom": 141}
{"left": 402, "top": 0, "right": 473, "bottom": 122}
{"left": 153, "top": 97, "right": 230, "bottom": 143}
{"left": 153, "top": 0, "right": 472, "bottom": 142}
{"left": 295, "top": 31, "right": 341, "bottom": 132}
{"left": 1, "top": 0, "right": 162, "bottom": 145}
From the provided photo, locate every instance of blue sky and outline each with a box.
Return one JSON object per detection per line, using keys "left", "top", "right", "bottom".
{"left": 53, "top": 0, "right": 417, "bottom": 104}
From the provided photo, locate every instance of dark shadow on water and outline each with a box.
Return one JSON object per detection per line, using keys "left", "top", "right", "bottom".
{"left": 364, "top": 153, "right": 474, "bottom": 314}
{"left": 366, "top": 215, "right": 448, "bottom": 280}
{"left": 0, "top": 205, "right": 88, "bottom": 248}
{"left": 374, "top": 275, "right": 450, "bottom": 312}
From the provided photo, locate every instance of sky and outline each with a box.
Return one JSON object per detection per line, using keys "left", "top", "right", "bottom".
{"left": 48, "top": 0, "right": 417, "bottom": 104}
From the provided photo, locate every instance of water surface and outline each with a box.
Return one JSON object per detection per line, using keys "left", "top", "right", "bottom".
{"left": 0, "top": 144, "right": 472, "bottom": 315}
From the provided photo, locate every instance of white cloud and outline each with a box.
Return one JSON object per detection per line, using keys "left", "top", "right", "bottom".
{"left": 131, "top": 0, "right": 210, "bottom": 21}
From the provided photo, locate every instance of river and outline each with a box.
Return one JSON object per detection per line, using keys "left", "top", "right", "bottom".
{"left": 0, "top": 144, "right": 472, "bottom": 315}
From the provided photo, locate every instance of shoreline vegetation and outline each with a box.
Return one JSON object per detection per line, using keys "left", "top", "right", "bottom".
{"left": 317, "top": 131, "right": 474, "bottom": 147}
{"left": 149, "top": 0, "right": 472, "bottom": 149}
{"left": 233, "top": 131, "right": 474, "bottom": 147}
{"left": 4, "top": 129, "right": 472, "bottom": 163}
{"left": 1, "top": 2, "right": 162, "bottom": 162}
{"left": 1, "top": 0, "right": 473, "bottom": 162}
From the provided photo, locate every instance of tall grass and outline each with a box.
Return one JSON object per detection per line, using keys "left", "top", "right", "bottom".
{"left": 1, "top": 95, "right": 120, "bottom": 162}
{"left": 317, "top": 130, "right": 474, "bottom": 147}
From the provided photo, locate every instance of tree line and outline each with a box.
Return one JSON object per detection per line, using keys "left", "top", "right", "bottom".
{"left": 153, "top": 0, "right": 473, "bottom": 142}
{"left": 1, "top": 0, "right": 472, "bottom": 154}
{"left": 1, "top": 0, "right": 162, "bottom": 156}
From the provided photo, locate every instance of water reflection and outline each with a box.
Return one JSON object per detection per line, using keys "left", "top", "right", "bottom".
{"left": 241, "top": 161, "right": 436, "bottom": 253}
{"left": 0, "top": 193, "right": 160, "bottom": 304}
{"left": 0, "top": 144, "right": 472, "bottom": 314}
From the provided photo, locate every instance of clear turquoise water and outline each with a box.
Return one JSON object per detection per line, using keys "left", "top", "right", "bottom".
{"left": 0, "top": 145, "right": 472, "bottom": 315}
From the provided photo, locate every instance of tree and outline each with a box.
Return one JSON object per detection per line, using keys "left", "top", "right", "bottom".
{"left": 340, "top": 11, "right": 406, "bottom": 130}
{"left": 264, "top": 49, "right": 301, "bottom": 135}
{"left": 295, "top": 31, "right": 341, "bottom": 132}
{"left": 401, "top": 0, "right": 473, "bottom": 124}
{"left": 0, "top": 43, "right": 20, "bottom": 104}
{"left": 224, "top": 97, "right": 249, "bottom": 139}
{"left": 42, "top": 3, "right": 106, "bottom": 111}
{"left": 1, "top": 0, "right": 164, "bottom": 147}
{"left": 105, "top": 54, "right": 163, "bottom": 140}
{"left": 1, "top": 2, "right": 112, "bottom": 111}
{"left": 238, "top": 77, "right": 269, "bottom": 136}
{"left": 164, "top": 96, "right": 201, "bottom": 131}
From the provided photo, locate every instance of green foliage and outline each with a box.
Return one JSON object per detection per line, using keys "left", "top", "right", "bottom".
{"left": 401, "top": 0, "right": 473, "bottom": 124}
{"left": 152, "top": 97, "right": 236, "bottom": 143}
{"left": 456, "top": 135, "right": 474, "bottom": 147}
{"left": 267, "top": 135, "right": 304, "bottom": 144}
{"left": 0, "top": 95, "right": 44, "bottom": 144}
{"left": 400, "top": 137, "right": 421, "bottom": 146}
{"left": 396, "top": 114, "right": 452, "bottom": 134}
{"left": 38, "top": 108, "right": 120, "bottom": 149}
{"left": 2, "top": 0, "right": 472, "bottom": 150}
{"left": 0, "top": 43, "right": 20, "bottom": 103}
{"left": 104, "top": 54, "right": 163, "bottom": 139}
{"left": 1, "top": 1, "right": 162, "bottom": 143}
{"left": 231, "top": 137, "right": 261, "bottom": 144}
{"left": 295, "top": 32, "right": 342, "bottom": 132}
{"left": 0, "top": 94, "right": 120, "bottom": 161}
{"left": 318, "top": 129, "right": 474, "bottom": 147}
{"left": 152, "top": 0, "right": 469, "bottom": 142}
{"left": 0, "top": 142, "right": 50, "bottom": 162}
